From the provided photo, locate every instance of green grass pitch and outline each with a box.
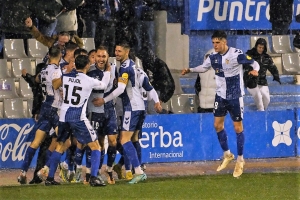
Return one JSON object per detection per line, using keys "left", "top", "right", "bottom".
{"left": 0, "top": 173, "right": 299, "bottom": 200}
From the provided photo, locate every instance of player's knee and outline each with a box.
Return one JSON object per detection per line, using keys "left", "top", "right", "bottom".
{"left": 88, "top": 141, "right": 100, "bottom": 151}
{"left": 214, "top": 123, "right": 224, "bottom": 132}
{"left": 108, "top": 138, "right": 117, "bottom": 147}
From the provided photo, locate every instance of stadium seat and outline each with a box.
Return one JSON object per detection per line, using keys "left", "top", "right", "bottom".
{"left": 0, "top": 59, "right": 11, "bottom": 78}
{"left": 27, "top": 39, "right": 48, "bottom": 58}
{"left": 3, "top": 39, "right": 28, "bottom": 59}
{"left": 170, "top": 94, "right": 192, "bottom": 114}
{"left": 35, "top": 58, "right": 44, "bottom": 65}
{"left": 3, "top": 98, "right": 27, "bottom": 118}
{"left": 135, "top": 57, "right": 143, "bottom": 69}
{"left": 81, "top": 38, "right": 95, "bottom": 52}
{"left": 281, "top": 53, "right": 300, "bottom": 74}
{"left": 19, "top": 78, "right": 33, "bottom": 98}
{"left": 11, "top": 58, "right": 34, "bottom": 78}
{"left": 161, "top": 100, "right": 172, "bottom": 113}
{"left": 27, "top": 98, "right": 33, "bottom": 118}
{"left": 250, "top": 36, "right": 273, "bottom": 54}
{"left": 272, "top": 35, "right": 293, "bottom": 54}
{"left": 108, "top": 57, "right": 117, "bottom": 67}
{"left": 172, "top": 73, "right": 184, "bottom": 94}
{"left": 0, "top": 78, "right": 19, "bottom": 99}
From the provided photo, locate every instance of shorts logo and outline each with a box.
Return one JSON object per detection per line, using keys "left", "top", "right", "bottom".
{"left": 215, "top": 68, "right": 219, "bottom": 73}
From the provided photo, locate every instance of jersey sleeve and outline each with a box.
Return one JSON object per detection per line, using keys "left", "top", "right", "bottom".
{"left": 237, "top": 54, "right": 254, "bottom": 65}
{"left": 92, "top": 71, "right": 110, "bottom": 90}
{"left": 118, "top": 67, "right": 130, "bottom": 85}
{"left": 142, "top": 76, "right": 153, "bottom": 91}
{"left": 51, "top": 68, "right": 62, "bottom": 80}
{"left": 190, "top": 56, "right": 212, "bottom": 73}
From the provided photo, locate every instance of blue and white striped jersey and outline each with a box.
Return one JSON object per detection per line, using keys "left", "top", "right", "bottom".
{"left": 40, "top": 64, "right": 62, "bottom": 108}
{"left": 191, "top": 47, "right": 259, "bottom": 100}
{"left": 136, "top": 67, "right": 153, "bottom": 101}
{"left": 59, "top": 70, "right": 110, "bottom": 122}
{"left": 119, "top": 59, "right": 145, "bottom": 111}
{"left": 87, "top": 63, "right": 117, "bottom": 113}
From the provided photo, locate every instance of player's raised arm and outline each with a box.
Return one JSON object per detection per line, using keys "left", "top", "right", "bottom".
{"left": 182, "top": 56, "right": 212, "bottom": 75}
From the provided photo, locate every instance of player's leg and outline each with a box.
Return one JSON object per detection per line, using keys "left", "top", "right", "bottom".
{"left": 73, "top": 119, "right": 106, "bottom": 187}
{"left": 260, "top": 85, "right": 270, "bottom": 110}
{"left": 98, "top": 135, "right": 105, "bottom": 176}
{"left": 84, "top": 146, "right": 92, "bottom": 184}
{"left": 229, "top": 97, "right": 245, "bottom": 177}
{"left": 44, "top": 122, "right": 71, "bottom": 185}
{"left": 247, "top": 86, "right": 264, "bottom": 111}
{"left": 74, "top": 142, "right": 85, "bottom": 182}
{"left": 214, "top": 95, "right": 234, "bottom": 172}
{"left": 121, "top": 111, "right": 147, "bottom": 184}
{"left": 18, "top": 127, "right": 46, "bottom": 184}
{"left": 114, "top": 140, "right": 126, "bottom": 179}
{"left": 104, "top": 107, "right": 118, "bottom": 184}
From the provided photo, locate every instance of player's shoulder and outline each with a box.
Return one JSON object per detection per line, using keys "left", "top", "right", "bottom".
{"left": 229, "top": 47, "right": 244, "bottom": 55}
{"left": 120, "top": 59, "right": 135, "bottom": 69}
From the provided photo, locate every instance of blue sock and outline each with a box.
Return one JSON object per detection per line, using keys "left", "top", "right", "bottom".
{"left": 236, "top": 131, "right": 245, "bottom": 156}
{"left": 65, "top": 148, "right": 75, "bottom": 171}
{"left": 91, "top": 150, "right": 101, "bottom": 177}
{"left": 123, "top": 141, "right": 140, "bottom": 168}
{"left": 85, "top": 147, "right": 91, "bottom": 168}
{"left": 74, "top": 148, "right": 84, "bottom": 166}
{"left": 48, "top": 151, "right": 62, "bottom": 179}
{"left": 217, "top": 129, "right": 229, "bottom": 152}
{"left": 123, "top": 150, "right": 131, "bottom": 170}
{"left": 133, "top": 141, "right": 142, "bottom": 164}
{"left": 99, "top": 150, "right": 105, "bottom": 171}
{"left": 44, "top": 150, "right": 52, "bottom": 167}
{"left": 21, "top": 146, "right": 37, "bottom": 172}
{"left": 107, "top": 146, "right": 116, "bottom": 168}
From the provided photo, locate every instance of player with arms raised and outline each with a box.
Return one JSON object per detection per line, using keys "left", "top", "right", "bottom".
{"left": 182, "top": 30, "right": 259, "bottom": 178}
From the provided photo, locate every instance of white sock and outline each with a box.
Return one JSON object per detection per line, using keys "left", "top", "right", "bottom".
{"left": 224, "top": 150, "right": 231, "bottom": 156}
{"left": 98, "top": 169, "right": 101, "bottom": 175}
{"left": 237, "top": 155, "right": 244, "bottom": 162}
{"left": 77, "top": 165, "right": 82, "bottom": 169}
{"left": 107, "top": 166, "right": 113, "bottom": 172}
{"left": 21, "top": 171, "right": 26, "bottom": 176}
{"left": 134, "top": 166, "right": 144, "bottom": 175}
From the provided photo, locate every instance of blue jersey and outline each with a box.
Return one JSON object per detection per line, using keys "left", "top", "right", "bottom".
{"left": 59, "top": 69, "right": 110, "bottom": 122}
{"left": 191, "top": 47, "right": 259, "bottom": 100}
{"left": 118, "top": 59, "right": 145, "bottom": 111}
{"left": 136, "top": 67, "right": 153, "bottom": 101}
{"left": 87, "top": 63, "right": 117, "bottom": 113}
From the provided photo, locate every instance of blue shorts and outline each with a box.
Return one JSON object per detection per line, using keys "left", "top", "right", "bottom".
{"left": 35, "top": 105, "right": 59, "bottom": 133}
{"left": 90, "top": 107, "right": 117, "bottom": 136}
{"left": 121, "top": 110, "right": 145, "bottom": 132}
{"left": 213, "top": 95, "right": 244, "bottom": 122}
{"left": 56, "top": 121, "right": 72, "bottom": 143}
{"left": 69, "top": 120, "right": 98, "bottom": 145}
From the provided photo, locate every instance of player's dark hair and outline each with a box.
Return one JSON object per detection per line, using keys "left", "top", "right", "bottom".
{"left": 75, "top": 55, "right": 89, "bottom": 70}
{"left": 211, "top": 30, "right": 227, "bottom": 40}
{"left": 74, "top": 48, "right": 88, "bottom": 58}
{"left": 65, "top": 41, "right": 79, "bottom": 51}
{"left": 96, "top": 45, "right": 109, "bottom": 54}
{"left": 48, "top": 46, "right": 61, "bottom": 58}
{"left": 88, "top": 49, "right": 96, "bottom": 56}
{"left": 116, "top": 42, "right": 131, "bottom": 50}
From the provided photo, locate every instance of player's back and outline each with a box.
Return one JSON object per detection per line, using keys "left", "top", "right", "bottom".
{"left": 40, "top": 63, "right": 62, "bottom": 108}
{"left": 60, "top": 70, "right": 109, "bottom": 122}
{"left": 119, "top": 59, "right": 145, "bottom": 111}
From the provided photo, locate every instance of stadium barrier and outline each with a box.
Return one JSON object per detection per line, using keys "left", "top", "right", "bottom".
{"left": 0, "top": 109, "right": 298, "bottom": 168}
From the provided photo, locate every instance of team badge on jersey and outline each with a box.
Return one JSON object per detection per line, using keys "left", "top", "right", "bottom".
{"left": 225, "top": 59, "right": 229, "bottom": 64}
{"left": 246, "top": 55, "right": 252, "bottom": 60}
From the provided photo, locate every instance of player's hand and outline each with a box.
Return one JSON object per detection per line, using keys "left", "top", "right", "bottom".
{"left": 181, "top": 68, "right": 190, "bottom": 75}
{"left": 25, "top": 17, "right": 33, "bottom": 28}
{"left": 154, "top": 102, "right": 162, "bottom": 113}
{"left": 248, "top": 70, "right": 258, "bottom": 77}
{"left": 21, "top": 69, "right": 27, "bottom": 76}
{"left": 34, "top": 114, "right": 39, "bottom": 122}
{"left": 92, "top": 97, "right": 105, "bottom": 107}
